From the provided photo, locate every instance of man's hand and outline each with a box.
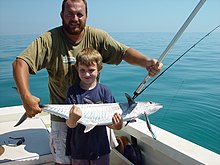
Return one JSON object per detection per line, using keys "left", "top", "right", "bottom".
{"left": 22, "top": 94, "right": 41, "bottom": 118}
{"left": 146, "top": 58, "right": 163, "bottom": 77}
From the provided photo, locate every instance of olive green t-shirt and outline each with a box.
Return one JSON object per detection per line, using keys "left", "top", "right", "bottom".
{"left": 17, "top": 26, "right": 128, "bottom": 122}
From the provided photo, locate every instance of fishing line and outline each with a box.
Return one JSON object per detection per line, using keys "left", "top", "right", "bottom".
{"left": 133, "top": 24, "right": 220, "bottom": 100}
{"left": 159, "top": 80, "right": 185, "bottom": 122}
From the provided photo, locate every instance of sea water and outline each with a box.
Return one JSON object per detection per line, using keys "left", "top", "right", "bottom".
{"left": 0, "top": 32, "right": 219, "bottom": 154}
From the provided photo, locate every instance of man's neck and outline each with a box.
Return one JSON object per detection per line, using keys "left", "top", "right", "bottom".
{"left": 63, "top": 28, "right": 85, "bottom": 43}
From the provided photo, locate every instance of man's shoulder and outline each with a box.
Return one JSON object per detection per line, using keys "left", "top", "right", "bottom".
{"left": 39, "top": 26, "right": 63, "bottom": 38}
{"left": 86, "top": 26, "right": 108, "bottom": 36}
{"left": 48, "top": 26, "right": 62, "bottom": 33}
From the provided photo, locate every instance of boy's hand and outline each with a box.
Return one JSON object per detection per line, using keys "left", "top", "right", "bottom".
{"left": 109, "top": 113, "right": 123, "bottom": 130}
{"left": 66, "top": 105, "right": 82, "bottom": 128}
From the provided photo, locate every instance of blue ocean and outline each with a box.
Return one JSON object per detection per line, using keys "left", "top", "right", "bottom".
{"left": 0, "top": 32, "right": 219, "bottom": 154}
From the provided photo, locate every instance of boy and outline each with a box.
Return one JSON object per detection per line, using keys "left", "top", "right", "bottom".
{"left": 65, "top": 48, "right": 123, "bottom": 165}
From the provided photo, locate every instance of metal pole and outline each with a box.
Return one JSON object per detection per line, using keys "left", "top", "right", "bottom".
{"left": 132, "top": 0, "right": 206, "bottom": 99}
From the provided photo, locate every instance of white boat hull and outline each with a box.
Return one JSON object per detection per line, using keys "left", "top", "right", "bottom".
{"left": 0, "top": 105, "right": 219, "bottom": 165}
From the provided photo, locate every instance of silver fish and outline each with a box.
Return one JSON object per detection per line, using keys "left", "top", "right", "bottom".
{"left": 14, "top": 94, "right": 162, "bottom": 138}
{"left": 41, "top": 93, "right": 163, "bottom": 133}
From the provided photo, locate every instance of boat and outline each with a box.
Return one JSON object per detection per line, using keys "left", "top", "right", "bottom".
{"left": 0, "top": 105, "right": 219, "bottom": 165}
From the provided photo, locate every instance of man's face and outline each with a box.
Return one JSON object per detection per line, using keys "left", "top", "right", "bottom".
{"left": 61, "top": 0, "right": 87, "bottom": 35}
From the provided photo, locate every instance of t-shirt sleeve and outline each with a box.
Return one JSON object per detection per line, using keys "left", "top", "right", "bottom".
{"left": 103, "top": 85, "right": 116, "bottom": 103}
{"left": 16, "top": 32, "right": 52, "bottom": 74}
{"left": 101, "top": 33, "right": 128, "bottom": 65}
{"left": 89, "top": 27, "right": 129, "bottom": 65}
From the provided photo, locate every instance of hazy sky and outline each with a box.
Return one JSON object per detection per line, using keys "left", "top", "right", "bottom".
{"left": 0, "top": 0, "right": 219, "bottom": 35}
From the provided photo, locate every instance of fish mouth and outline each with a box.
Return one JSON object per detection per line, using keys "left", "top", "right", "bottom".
{"left": 156, "top": 104, "right": 163, "bottom": 109}
{"left": 154, "top": 103, "right": 163, "bottom": 110}
{"left": 148, "top": 102, "right": 163, "bottom": 111}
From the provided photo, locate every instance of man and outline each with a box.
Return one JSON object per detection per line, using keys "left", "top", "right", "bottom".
{"left": 12, "top": 0, "right": 162, "bottom": 165}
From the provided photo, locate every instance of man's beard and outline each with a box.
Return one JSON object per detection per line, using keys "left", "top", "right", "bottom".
{"left": 62, "top": 21, "right": 85, "bottom": 35}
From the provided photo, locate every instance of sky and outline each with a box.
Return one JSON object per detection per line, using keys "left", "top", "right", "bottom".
{"left": 0, "top": 0, "right": 219, "bottom": 35}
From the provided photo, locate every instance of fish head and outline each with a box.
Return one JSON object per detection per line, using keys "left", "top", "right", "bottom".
{"left": 134, "top": 101, "right": 163, "bottom": 116}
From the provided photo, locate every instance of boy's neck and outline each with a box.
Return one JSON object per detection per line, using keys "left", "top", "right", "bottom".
{"left": 80, "top": 80, "right": 97, "bottom": 90}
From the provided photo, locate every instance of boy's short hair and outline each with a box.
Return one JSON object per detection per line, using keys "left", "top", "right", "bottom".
{"left": 76, "top": 48, "right": 103, "bottom": 69}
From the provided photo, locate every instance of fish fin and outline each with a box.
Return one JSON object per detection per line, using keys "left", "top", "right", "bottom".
{"left": 125, "top": 119, "right": 137, "bottom": 127}
{"left": 144, "top": 112, "right": 157, "bottom": 140}
{"left": 12, "top": 86, "right": 17, "bottom": 91}
{"left": 125, "top": 93, "right": 135, "bottom": 105}
{"left": 84, "top": 124, "right": 97, "bottom": 133}
{"left": 121, "top": 93, "right": 137, "bottom": 115}
{"left": 14, "top": 112, "right": 28, "bottom": 127}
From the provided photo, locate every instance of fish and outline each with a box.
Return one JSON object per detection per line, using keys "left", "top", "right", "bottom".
{"left": 14, "top": 93, "right": 162, "bottom": 137}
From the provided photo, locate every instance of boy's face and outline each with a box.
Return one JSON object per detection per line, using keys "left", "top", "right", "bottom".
{"left": 77, "top": 63, "right": 100, "bottom": 86}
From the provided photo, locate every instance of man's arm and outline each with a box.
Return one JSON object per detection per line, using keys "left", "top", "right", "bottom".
{"left": 12, "top": 58, "right": 41, "bottom": 117}
{"left": 123, "top": 48, "right": 163, "bottom": 77}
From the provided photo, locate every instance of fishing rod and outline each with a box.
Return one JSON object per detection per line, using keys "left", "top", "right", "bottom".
{"left": 132, "top": 0, "right": 206, "bottom": 100}
{"left": 133, "top": 24, "right": 220, "bottom": 98}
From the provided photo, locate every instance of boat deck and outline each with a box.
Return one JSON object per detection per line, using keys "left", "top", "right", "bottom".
{"left": 0, "top": 105, "right": 219, "bottom": 165}
{"left": 0, "top": 105, "right": 132, "bottom": 165}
